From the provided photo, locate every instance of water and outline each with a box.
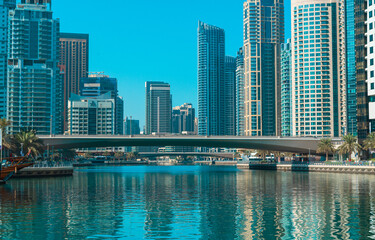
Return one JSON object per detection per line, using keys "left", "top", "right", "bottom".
{"left": 1, "top": 166, "right": 375, "bottom": 239}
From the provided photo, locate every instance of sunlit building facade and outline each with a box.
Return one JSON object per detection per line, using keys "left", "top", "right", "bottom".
{"left": 281, "top": 39, "right": 292, "bottom": 136}
{"left": 243, "top": 0, "right": 284, "bottom": 136}
{"left": 367, "top": 0, "right": 375, "bottom": 132}
{"left": 291, "top": 0, "right": 346, "bottom": 137}
{"left": 236, "top": 48, "right": 245, "bottom": 136}
{"left": 7, "top": 1, "right": 63, "bottom": 134}
{"left": 197, "top": 21, "right": 225, "bottom": 136}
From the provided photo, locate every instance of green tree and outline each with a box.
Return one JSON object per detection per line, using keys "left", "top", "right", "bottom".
{"left": 126, "top": 152, "right": 135, "bottom": 160}
{"left": 0, "top": 118, "right": 12, "bottom": 150}
{"left": 338, "top": 134, "right": 361, "bottom": 161}
{"left": 317, "top": 138, "right": 336, "bottom": 161}
{"left": 84, "top": 152, "right": 93, "bottom": 159}
{"left": 114, "top": 152, "right": 124, "bottom": 160}
{"left": 364, "top": 133, "right": 375, "bottom": 152}
{"left": 11, "top": 130, "right": 44, "bottom": 159}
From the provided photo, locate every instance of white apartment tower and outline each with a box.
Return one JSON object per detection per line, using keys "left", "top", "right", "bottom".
{"left": 291, "top": 0, "right": 346, "bottom": 137}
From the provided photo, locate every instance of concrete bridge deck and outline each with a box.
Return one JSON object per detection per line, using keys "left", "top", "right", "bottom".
{"left": 38, "top": 135, "right": 342, "bottom": 154}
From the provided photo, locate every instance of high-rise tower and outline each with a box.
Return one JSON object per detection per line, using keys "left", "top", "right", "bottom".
{"left": 0, "top": 0, "right": 16, "bottom": 119}
{"left": 145, "top": 81, "right": 172, "bottom": 135}
{"left": 243, "top": 0, "right": 284, "bottom": 136}
{"left": 235, "top": 48, "right": 245, "bottom": 136}
{"left": 7, "top": 0, "right": 63, "bottom": 134}
{"left": 281, "top": 39, "right": 292, "bottom": 137}
{"left": 59, "top": 33, "right": 89, "bottom": 132}
{"left": 197, "top": 21, "right": 225, "bottom": 136}
{"left": 291, "top": 0, "right": 347, "bottom": 137}
{"left": 223, "top": 56, "right": 236, "bottom": 136}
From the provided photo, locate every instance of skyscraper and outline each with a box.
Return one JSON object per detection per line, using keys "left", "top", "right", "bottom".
{"left": 291, "top": 0, "right": 347, "bottom": 137}
{"left": 224, "top": 56, "right": 236, "bottom": 136}
{"left": 0, "top": 0, "right": 16, "bottom": 119}
{"left": 7, "top": 0, "right": 63, "bottom": 135}
{"left": 346, "top": 0, "right": 358, "bottom": 136}
{"left": 367, "top": 0, "right": 375, "bottom": 132}
{"left": 145, "top": 81, "right": 172, "bottom": 134}
{"left": 59, "top": 32, "right": 89, "bottom": 131}
{"left": 243, "top": 0, "right": 284, "bottom": 136}
{"left": 197, "top": 21, "right": 225, "bottom": 136}
{"left": 172, "top": 103, "right": 195, "bottom": 134}
{"left": 356, "top": 0, "right": 370, "bottom": 139}
{"left": 235, "top": 48, "right": 245, "bottom": 136}
{"left": 281, "top": 39, "right": 292, "bottom": 137}
{"left": 80, "top": 73, "right": 123, "bottom": 135}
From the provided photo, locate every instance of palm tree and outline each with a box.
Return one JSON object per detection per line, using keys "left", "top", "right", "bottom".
{"left": 364, "top": 132, "right": 375, "bottom": 152}
{"left": 0, "top": 118, "right": 12, "bottom": 150}
{"left": 114, "top": 152, "right": 124, "bottom": 160}
{"left": 126, "top": 152, "right": 135, "bottom": 160}
{"left": 11, "top": 130, "right": 44, "bottom": 159}
{"left": 0, "top": 118, "right": 10, "bottom": 135}
{"left": 317, "top": 138, "right": 336, "bottom": 161}
{"left": 338, "top": 134, "right": 362, "bottom": 161}
{"left": 256, "top": 150, "right": 270, "bottom": 162}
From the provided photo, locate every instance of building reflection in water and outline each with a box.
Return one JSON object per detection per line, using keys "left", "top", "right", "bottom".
{"left": 1, "top": 167, "right": 375, "bottom": 239}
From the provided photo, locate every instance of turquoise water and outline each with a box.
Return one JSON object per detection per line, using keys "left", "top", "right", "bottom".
{"left": 1, "top": 166, "right": 375, "bottom": 239}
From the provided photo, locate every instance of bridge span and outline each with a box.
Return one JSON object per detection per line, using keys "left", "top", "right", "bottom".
{"left": 38, "top": 135, "right": 341, "bottom": 154}
{"left": 138, "top": 152, "right": 234, "bottom": 159}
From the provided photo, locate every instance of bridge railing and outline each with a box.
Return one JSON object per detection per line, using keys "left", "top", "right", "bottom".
{"left": 29, "top": 161, "right": 73, "bottom": 168}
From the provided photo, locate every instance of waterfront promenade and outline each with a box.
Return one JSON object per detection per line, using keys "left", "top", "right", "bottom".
{"left": 249, "top": 162, "right": 375, "bottom": 174}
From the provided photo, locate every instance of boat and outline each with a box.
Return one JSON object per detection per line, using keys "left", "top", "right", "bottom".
{"left": 0, "top": 157, "right": 34, "bottom": 184}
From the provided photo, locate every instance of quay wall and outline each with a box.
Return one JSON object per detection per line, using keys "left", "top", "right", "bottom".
{"left": 14, "top": 167, "right": 74, "bottom": 178}
{"left": 248, "top": 164, "right": 375, "bottom": 174}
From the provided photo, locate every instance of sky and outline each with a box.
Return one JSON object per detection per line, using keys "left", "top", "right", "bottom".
{"left": 53, "top": 0, "right": 291, "bottom": 128}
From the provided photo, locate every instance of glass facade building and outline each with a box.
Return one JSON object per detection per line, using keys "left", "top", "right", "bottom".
{"left": 172, "top": 103, "right": 195, "bottom": 134}
{"left": 0, "top": 0, "right": 15, "bottom": 119}
{"left": 7, "top": 1, "right": 63, "bottom": 135}
{"left": 291, "top": 0, "right": 346, "bottom": 138}
{"left": 145, "top": 81, "right": 172, "bottom": 135}
{"left": 356, "top": 0, "right": 369, "bottom": 140}
{"left": 80, "top": 74, "right": 123, "bottom": 135}
{"left": 224, "top": 56, "right": 236, "bottom": 136}
{"left": 243, "top": 0, "right": 284, "bottom": 136}
{"left": 236, "top": 48, "right": 245, "bottom": 136}
{"left": 346, "top": 0, "right": 358, "bottom": 136}
{"left": 281, "top": 39, "right": 292, "bottom": 136}
{"left": 197, "top": 21, "right": 225, "bottom": 136}
{"left": 367, "top": 0, "right": 375, "bottom": 131}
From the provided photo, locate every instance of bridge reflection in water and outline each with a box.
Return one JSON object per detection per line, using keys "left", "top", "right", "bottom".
{"left": 38, "top": 135, "right": 342, "bottom": 154}
{"left": 0, "top": 167, "right": 374, "bottom": 239}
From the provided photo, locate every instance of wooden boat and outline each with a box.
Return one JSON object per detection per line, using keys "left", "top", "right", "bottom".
{"left": 0, "top": 157, "right": 33, "bottom": 184}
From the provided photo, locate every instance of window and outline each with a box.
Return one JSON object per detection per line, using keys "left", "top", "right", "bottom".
{"left": 372, "top": 83, "right": 375, "bottom": 90}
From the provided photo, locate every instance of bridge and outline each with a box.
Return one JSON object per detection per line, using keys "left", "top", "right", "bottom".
{"left": 38, "top": 135, "right": 341, "bottom": 154}
{"left": 138, "top": 152, "right": 234, "bottom": 159}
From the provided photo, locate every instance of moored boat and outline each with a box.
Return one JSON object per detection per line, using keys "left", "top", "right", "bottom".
{"left": 0, "top": 157, "right": 33, "bottom": 184}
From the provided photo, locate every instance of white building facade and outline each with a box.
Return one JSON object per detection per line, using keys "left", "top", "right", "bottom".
{"left": 291, "top": 0, "right": 346, "bottom": 137}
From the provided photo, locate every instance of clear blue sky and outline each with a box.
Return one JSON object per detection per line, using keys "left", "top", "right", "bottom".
{"left": 54, "top": 0, "right": 291, "bottom": 128}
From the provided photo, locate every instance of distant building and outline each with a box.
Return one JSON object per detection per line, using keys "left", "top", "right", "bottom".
{"left": 59, "top": 32, "right": 89, "bottom": 132}
{"left": 80, "top": 73, "right": 123, "bottom": 135}
{"left": 172, "top": 103, "right": 195, "bottom": 134}
{"left": 145, "top": 81, "right": 172, "bottom": 134}
{"left": 243, "top": 0, "right": 284, "bottom": 136}
{"left": 68, "top": 93, "right": 115, "bottom": 135}
{"left": 197, "top": 21, "right": 225, "bottom": 136}
{"left": 124, "top": 117, "right": 140, "bottom": 135}
{"left": 0, "top": 0, "right": 16, "bottom": 119}
{"left": 7, "top": 0, "right": 63, "bottom": 134}
{"left": 235, "top": 48, "right": 245, "bottom": 136}
{"left": 281, "top": 39, "right": 292, "bottom": 137}
{"left": 224, "top": 56, "right": 236, "bottom": 136}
